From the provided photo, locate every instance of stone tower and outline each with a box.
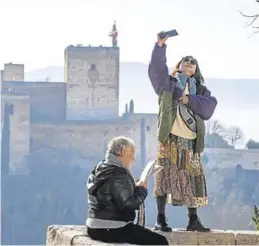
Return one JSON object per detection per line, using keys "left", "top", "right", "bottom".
{"left": 3, "top": 63, "right": 25, "bottom": 81}
{"left": 64, "top": 23, "right": 119, "bottom": 120}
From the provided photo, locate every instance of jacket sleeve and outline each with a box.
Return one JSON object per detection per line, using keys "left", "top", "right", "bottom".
{"left": 112, "top": 176, "right": 148, "bottom": 211}
{"left": 186, "top": 87, "right": 217, "bottom": 120}
{"left": 148, "top": 43, "right": 183, "bottom": 99}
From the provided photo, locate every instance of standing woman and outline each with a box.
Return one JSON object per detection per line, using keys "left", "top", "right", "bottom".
{"left": 148, "top": 32, "right": 217, "bottom": 232}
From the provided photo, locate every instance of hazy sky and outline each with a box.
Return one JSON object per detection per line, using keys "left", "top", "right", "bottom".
{"left": 1, "top": 0, "right": 258, "bottom": 79}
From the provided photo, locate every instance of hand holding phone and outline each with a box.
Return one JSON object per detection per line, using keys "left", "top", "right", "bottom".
{"left": 157, "top": 30, "right": 178, "bottom": 47}
{"left": 158, "top": 30, "right": 178, "bottom": 39}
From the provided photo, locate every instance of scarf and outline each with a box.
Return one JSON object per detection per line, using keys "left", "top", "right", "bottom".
{"left": 174, "top": 72, "right": 197, "bottom": 95}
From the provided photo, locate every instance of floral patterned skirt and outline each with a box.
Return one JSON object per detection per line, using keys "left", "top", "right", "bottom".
{"left": 153, "top": 134, "right": 208, "bottom": 208}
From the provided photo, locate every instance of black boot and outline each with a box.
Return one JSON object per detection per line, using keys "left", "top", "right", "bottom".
{"left": 187, "top": 214, "right": 210, "bottom": 232}
{"left": 154, "top": 214, "right": 172, "bottom": 232}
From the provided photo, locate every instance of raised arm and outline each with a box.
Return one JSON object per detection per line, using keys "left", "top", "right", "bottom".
{"left": 148, "top": 43, "right": 170, "bottom": 95}
{"left": 186, "top": 86, "right": 217, "bottom": 120}
{"left": 148, "top": 33, "right": 184, "bottom": 99}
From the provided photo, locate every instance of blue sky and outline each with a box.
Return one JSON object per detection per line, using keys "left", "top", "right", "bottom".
{"left": 1, "top": 0, "right": 258, "bottom": 79}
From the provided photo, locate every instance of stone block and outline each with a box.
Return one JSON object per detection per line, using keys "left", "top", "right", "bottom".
{"left": 46, "top": 225, "right": 259, "bottom": 245}
{"left": 235, "top": 230, "right": 259, "bottom": 245}
{"left": 46, "top": 225, "right": 123, "bottom": 246}
{"left": 159, "top": 229, "right": 196, "bottom": 245}
{"left": 195, "top": 229, "right": 236, "bottom": 245}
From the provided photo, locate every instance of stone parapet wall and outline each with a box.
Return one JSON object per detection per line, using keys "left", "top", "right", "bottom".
{"left": 46, "top": 225, "right": 259, "bottom": 245}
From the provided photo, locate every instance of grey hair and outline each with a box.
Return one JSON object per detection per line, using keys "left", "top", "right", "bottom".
{"left": 107, "top": 136, "right": 135, "bottom": 156}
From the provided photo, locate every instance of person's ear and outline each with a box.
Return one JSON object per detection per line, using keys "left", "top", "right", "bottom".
{"left": 121, "top": 147, "right": 126, "bottom": 157}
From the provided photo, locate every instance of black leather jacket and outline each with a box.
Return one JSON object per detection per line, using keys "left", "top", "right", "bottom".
{"left": 87, "top": 154, "right": 148, "bottom": 222}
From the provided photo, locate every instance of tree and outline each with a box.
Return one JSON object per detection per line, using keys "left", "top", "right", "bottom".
{"left": 205, "top": 120, "right": 233, "bottom": 148}
{"left": 125, "top": 103, "right": 128, "bottom": 114}
{"left": 206, "top": 119, "right": 226, "bottom": 137}
{"left": 129, "top": 99, "right": 134, "bottom": 114}
{"left": 227, "top": 126, "right": 244, "bottom": 148}
{"left": 246, "top": 139, "right": 259, "bottom": 149}
{"left": 206, "top": 120, "right": 245, "bottom": 148}
{"left": 240, "top": 0, "right": 259, "bottom": 36}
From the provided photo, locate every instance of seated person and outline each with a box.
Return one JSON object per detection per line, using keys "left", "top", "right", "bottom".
{"left": 86, "top": 136, "right": 169, "bottom": 245}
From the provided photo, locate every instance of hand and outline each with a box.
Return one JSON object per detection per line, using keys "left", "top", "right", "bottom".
{"left": 135, "top": 178, "right": 140, "bottom": 183}
{"left": 136, "top": 180, "right": 148, "bottom": 189}
{"left": 157, "top": 31, "right": 168, "bottom": 47}
{"left": 179, "top": 96, "right": 189, "bottom": 105}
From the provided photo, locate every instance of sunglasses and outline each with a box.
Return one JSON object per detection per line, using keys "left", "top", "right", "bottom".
{"left": 182, "top": 56, "right": 197, "bottom": 65}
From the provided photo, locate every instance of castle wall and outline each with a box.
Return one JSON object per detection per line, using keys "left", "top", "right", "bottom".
{"left": 124, "top": 113, "right": 158, "bottom": 162}
{"left": 143, "top": 115, "right": 158, "bottom": 161}
{"left": 30, "top": 119, "right": 138, "bottom": 167}
{"left": 1, "top": 92, "right": 30, "bottom": 172}
{"left": 65, "top": 46, "right": 119, "bottom": 120}
{"left": 3, "top": 81, "right": 66, "bottom": 122}
{"left": 0, "top": 70, "right": 4, "bottom": 90}
{"left": 3, "top": 63, "right": 24, "bottom": 81}
{"left": 29, "top": 112, "right": 158, "bottom": 168}
{"left": 203, "top": 148, "right": 259, "bottom": 170}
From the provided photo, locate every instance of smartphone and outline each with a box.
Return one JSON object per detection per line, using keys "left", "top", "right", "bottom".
{"left": 159, "top": 30, "right": 178, "bottom": 39}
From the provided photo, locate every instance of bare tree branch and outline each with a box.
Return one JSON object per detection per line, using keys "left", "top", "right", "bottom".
{"left": 227, "top": 126, "right": 244, "bottom": 147}
{"left": 240, "top": 11, "right": 259, "bottom": 27}
{"left": 206, "top": 120, "right": 227, "bottom": 138}
{"left": 240, "top": 0, "right": 259, "bottom": 36}
{"left": 248, "top": 29, "right": 259, "bottom": 38}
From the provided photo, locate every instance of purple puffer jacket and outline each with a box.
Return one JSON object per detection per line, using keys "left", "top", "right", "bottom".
{"left": 148, "top": 43, "right": 217, "bottom": 120}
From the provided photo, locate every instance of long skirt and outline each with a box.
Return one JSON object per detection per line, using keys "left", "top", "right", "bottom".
{"left": 153, "top": 134, "right": 208, "bottom": 208}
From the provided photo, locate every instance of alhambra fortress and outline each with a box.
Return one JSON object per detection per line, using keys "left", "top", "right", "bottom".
{"left": 1, "top": 23, "right": 259, "bottom": 244}
{"left": 1, "top": 23, "right": 159, "bottom": 174}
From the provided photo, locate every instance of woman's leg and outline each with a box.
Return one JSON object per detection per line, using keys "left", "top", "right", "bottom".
{"left": 87, "top": 223, "right": 169, "bottom": 245}
{"left": 153, "top": 139, "right": 173, "bottom": 232}
{"left": 155, "top": 195, "right": 172, "bottom": 232}
{"left": 184, "top": 151, "right": 210, "bottom": 232}
{"left": 164, "top": 136, "right": 210, "bottom": 232}
{"left": 186, "top": 207, "right": 210, "bottom": 232}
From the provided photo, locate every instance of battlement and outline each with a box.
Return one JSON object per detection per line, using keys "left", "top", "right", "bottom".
{"left": 65, "top": 45, "right": 119, "bottom": 52}
{"left": 46, "top": 225, "right": 259, "bottom": 245}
